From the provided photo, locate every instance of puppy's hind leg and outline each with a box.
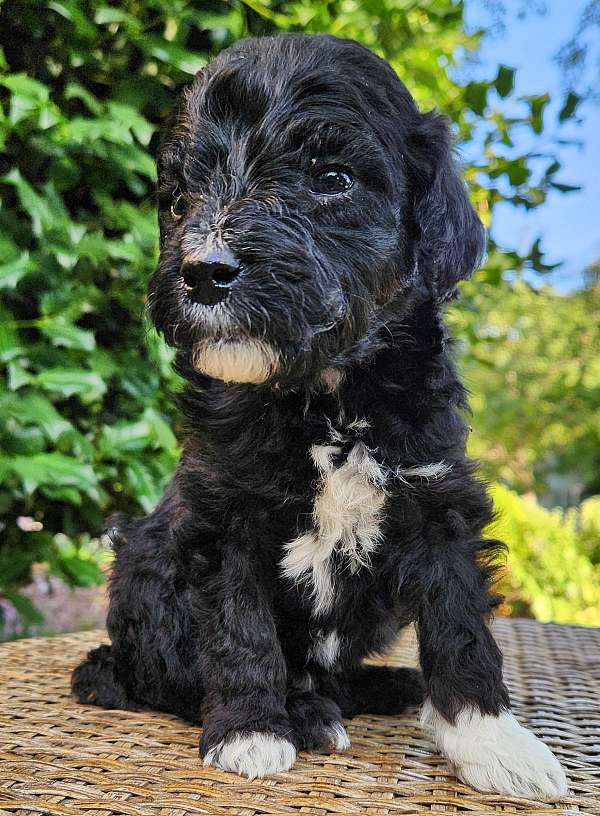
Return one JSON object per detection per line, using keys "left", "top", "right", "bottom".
{"left": 71, "top": 517, "right": 135, "bottom": 710}
{"left": 73, "top": 500, "right": 205, "bottom": 723}
{"left": 289, "top": 661, "right": 423, "bottom": 751}
{"left": 71, "top": 645, "right": 134, "bottom": 711}
{"left": 324, "top": 664, "right": 424, "bottom": 718}
{"left": 286, "top": 685, "right": 350, "bottom": 752}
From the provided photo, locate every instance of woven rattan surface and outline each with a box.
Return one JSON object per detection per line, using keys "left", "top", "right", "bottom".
{"left": 0, "top": 618, "right": 598, "bottom": 815}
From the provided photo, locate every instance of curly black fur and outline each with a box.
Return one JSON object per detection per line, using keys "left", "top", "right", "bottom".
{"left": 73, "top": 34, "right": 512, "bottom": 767}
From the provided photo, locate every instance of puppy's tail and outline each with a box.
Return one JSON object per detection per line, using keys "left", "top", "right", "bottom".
{"left": 71, "top": 645, "right": 133, "bottom": 711}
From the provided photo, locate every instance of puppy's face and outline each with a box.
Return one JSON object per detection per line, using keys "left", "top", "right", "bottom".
{"left": 149, "top": 35, "right": 484, "bottom": 387}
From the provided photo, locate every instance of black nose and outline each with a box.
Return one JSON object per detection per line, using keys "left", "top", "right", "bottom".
{"left": 181, "top": 247, "right": 241, "bottom": 305}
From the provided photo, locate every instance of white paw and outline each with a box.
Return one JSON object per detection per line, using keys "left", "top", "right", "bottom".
{"left": 203, "top": 732, "right": 297, "bottom": 779}
{"left": 421, "top": 701, "right": 569, "bottom": 801}
{"left": 322, "top": 721, "right": 351, "bottom": 751}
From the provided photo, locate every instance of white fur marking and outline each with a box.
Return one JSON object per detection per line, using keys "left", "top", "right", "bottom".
{"left": 346, "top": 418, "right": 371, "bottom": 431}
{"left": 281, "top": 440, "right": 386, "bottom": 615}
{"left": 396, "top": 461, "right": 452, "bottom": 483}
{"left": 280, "top": 530, "right": 334, "bottom": 613}
{"left": 320, "top": 367, "right": 344, "bottom": 392}
{"left": 203, "top": 732, "right": 296, "bottom": 779}
{"left": 322, "top": 721, "right": 351, "bottom": 751}
{"left": 192, "top": 339, "right": 279, "bottom": 384}
{"left": 421, "top": 701, "right": 569, "bottom": 801}
{"left": 296, "top": 672, "right": 314, "bottom": 692}
{"left": 312, "top": 630, "right": 341, "bottom": 669}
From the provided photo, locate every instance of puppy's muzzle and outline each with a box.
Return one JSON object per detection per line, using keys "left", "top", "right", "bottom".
{"left": 181, "top": 246, "right": 241, "bottom": 306}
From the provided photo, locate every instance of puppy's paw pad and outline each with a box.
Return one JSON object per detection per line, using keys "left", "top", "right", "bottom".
{"left": 422, "top": 702, "right": 569, "bottom": 801}
{"left": 203, "top": 732, "right": 297, "bottom": 779}
{"left": 321, "top": 721, "right": 351, "bottom": 752}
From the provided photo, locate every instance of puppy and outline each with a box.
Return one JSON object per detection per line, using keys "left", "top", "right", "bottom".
{"left": 72, "top": 34, "right": 568, "bottom": 800}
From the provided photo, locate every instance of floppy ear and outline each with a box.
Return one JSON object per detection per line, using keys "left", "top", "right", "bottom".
{"left": 410, "top": 112, "right": 485, "bottom": 301}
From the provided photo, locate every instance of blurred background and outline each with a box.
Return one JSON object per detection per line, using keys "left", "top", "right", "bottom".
{"left": 0, "top": 0, "right": 599, "bottom": 640}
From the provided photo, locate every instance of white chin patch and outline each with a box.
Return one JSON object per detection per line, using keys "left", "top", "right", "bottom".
{"left": 192, "top": 339, "right": 279, "bottom": 384}
{"left": 203, "top": 732, "right": 297, "bottom": 779}
{"left": 421, "top": 701, "right": 569, "bottom": 801}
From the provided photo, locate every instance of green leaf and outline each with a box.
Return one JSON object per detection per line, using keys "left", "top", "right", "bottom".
{"left": 94, "top": 5, "right": 140, "bottom": 28}
{"left": 47, "top": 0, "right": 97, "bottom": 38}
{"left": 48, "top": 535, "right": 104, "bottom": 585}
{"left": 3, "top": 423, "right": 47, "bottom": 455}
{"left": 6, "top": 360, "right": 32, "bottom": 389}
{"left": 142, "top": 407, "right": 178, "bottom": 452}
{"left": 0, "top": 455, "right": 13, "bottom": 483}
{"left": 0, "top": 72, "right": 60, "bottom": 128}
{"left": 558, "top": 91, "right": 580, "bottom": 122}
{"left": 3, "top": 171, "right": 70, "bottom": 238}
{"left": 64, "top": 82, "right": 103, "bottom": 115}
{"left": 527, "top": 236, "right": 560, "bottom": 272}
{"left": 57, "top": 555, "right": 103, "bottom": 586}
{"left": 40, "top": 318, "right": 96, "bottom": 351}
{"left": 0, "top": 308, "right": 25, "bottom": 363}
{"left": 10, "top": 452, "right": 98, "bottom": 497}
{"left": 41, "top": 484, "right": 83, "bottom": 505}
{"left": 99, "top": 407, "right": 177, "bottom": 457}
{"left": 550, "top": 181, "right": 581, "bottom": 193}
{"left": 33, "top": 368, "right": 107, "bottom": 403}
{"left": 506, "top": 158, "right": 530, "bottom": 186}
{"left": 75, "top": 231, "right": 110, "bottom": 263}
{"left": 0, "top": 392, "right": 72, "bottom": 441}
{"left": 125, "top": 460, "right": 163, "bottom": 513}
{"left": 2, "top": 590, "right": 44, "bottom": 625}
{"left": 494, "top": 65, "right": 515, "bottom": 98}
{"left": 0, "top": 72, "right": 50, "bottom": 101}
{"left": 100, "top": 417, "right": 156, "bottom": 455}
{"left": 526, "top": 93, "right": 550, "bottom": 134}
{"left": 0, "top": 252, "right": 33, "bottom": 289}
{"left": 106, "top": 102, "right": 155, "bottom": 146}
{"left": 3, "top": 170, "right": 53, "bottom": 236}
{"left": 103, "top": 142, "right": 156, "bottom": 180}
{"left": 464, "top": 82, "right": 488, "bottom": 115}
{"left": 141, "top": 36, "right": 208, "bottom": 74}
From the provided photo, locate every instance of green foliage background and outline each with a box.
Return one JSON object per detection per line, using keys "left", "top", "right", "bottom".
{"left": 0, "top": 0, "right": 598, "bottom": 631}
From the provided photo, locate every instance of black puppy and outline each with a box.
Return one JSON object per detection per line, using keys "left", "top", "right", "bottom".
{"left": 73, "top": 34, "right": 568, "bottom": 799}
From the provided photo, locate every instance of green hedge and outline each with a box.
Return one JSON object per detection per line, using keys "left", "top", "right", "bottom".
{"left": 492, "top": 486, "right": 600, "bottom": 626}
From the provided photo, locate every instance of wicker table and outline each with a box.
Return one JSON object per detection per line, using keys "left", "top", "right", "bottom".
{"left": 0, "top": 618, "right": 598, "bottom": 815}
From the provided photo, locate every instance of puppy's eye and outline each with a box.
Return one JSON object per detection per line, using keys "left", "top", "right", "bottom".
{"left": 311, "top": 166, "right": 354, "bottom": 195}
{"left": 170, "top": 188, "right": 188, "bottom": 219}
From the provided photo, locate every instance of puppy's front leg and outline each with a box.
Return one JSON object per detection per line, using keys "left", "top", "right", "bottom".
{"left": 417, "top": 549, "right": 568, "bottom": 801}
{"left": 199, "top": 544, "right": 296, "bottom": 779}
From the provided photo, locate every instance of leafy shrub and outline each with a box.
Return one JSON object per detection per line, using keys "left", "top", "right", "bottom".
{"left": 0, "top": 0, "right": 197, "bottom": 618}
{"left": 452, "top": 278, "right": 600, "bottom": 499}
{"left": 491, "top": 485, "right": 600, "bottom": 626}
{"left": 0, "top": 0, "right": 587, "bottom": 628}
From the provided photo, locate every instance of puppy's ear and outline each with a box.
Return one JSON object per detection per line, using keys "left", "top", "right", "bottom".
{"left": 410, "top": 112, "right": 485, "bottom": 301}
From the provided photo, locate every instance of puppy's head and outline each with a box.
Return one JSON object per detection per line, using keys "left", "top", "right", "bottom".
{"left": 149, "top": 34, "right": 484, "bottom": 387}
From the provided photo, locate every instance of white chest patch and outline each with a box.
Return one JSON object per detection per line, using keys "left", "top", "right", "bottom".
{"left": 310, "top": 629, "right": 341, "bottom": 669}
{"left": 280, "top": 430, "right": 387, "bottom": 616}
